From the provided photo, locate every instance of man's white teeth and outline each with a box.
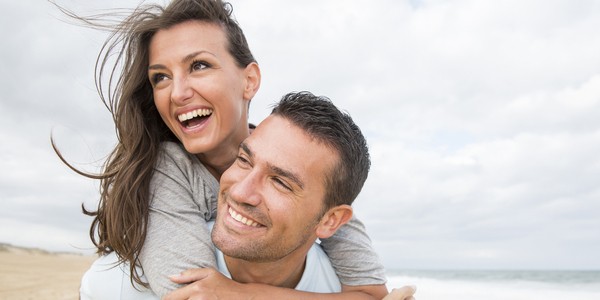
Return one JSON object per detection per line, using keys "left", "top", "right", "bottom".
{"left": 178, "top": 108, "right": 213, "bottom": 122}
{"left": 228, "top": 207, "right": 259, "bottom": 227}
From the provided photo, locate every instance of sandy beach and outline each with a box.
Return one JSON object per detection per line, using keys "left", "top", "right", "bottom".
{"left": 0, "top": 244, "right": 95, "bottom": 300}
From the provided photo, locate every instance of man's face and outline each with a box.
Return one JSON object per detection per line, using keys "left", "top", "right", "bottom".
{"left": 211, "top": 115, "right": 338, "bottom": 262}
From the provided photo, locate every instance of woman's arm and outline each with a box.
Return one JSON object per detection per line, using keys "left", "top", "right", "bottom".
{"left": 319, "top": 215, "right": 388, "bottom": 297}
{"left": 139, "top": 142, "right": 220, "bottom": 297}
{"left": 166, "top": 269, "right": 410, "bottom": 300}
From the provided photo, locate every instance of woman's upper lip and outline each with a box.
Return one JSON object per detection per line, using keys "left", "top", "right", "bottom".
{"left": 173, "top": 105, "right": 213, "bottom": 119}
{"left": 177, "top": 108, "right": 213, "bottom": 122}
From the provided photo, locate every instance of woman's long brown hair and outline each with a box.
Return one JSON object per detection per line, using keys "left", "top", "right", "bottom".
{"left": 51, "top": 0, "right": 256, "bottom": 287}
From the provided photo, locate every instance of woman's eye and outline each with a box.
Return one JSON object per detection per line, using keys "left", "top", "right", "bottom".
{"left": 191, "top": 60, "right": 209, "bottom": 72}
{"left": 150, "top": 73, "right": 168, "bottom": 85}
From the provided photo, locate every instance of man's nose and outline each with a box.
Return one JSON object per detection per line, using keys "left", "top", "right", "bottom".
{"left": 170, "top": 76, "right": 193, "bottom": 105}
{"left": 228, "top": 170, "right": 263, "bottom": 207}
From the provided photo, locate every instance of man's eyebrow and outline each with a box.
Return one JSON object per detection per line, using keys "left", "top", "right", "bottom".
{"left": 270, "top": 165, "right": 305, "bottom": 190}
{"left": 240, "top": 141, "right": 304, "bottom": 190}
{"left": 240, "top": 142, "right": 253, "bottom": 158}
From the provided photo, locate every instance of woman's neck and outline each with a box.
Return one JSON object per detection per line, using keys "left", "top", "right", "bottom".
{"left": 196, "top": 128, "right": 250, "bottom": 180}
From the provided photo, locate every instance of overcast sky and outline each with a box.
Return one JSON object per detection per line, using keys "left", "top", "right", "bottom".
{"left": 1, "top": 0, "right": 599, "bottom": 271}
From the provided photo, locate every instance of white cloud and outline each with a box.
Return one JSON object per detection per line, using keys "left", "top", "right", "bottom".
{"left": 356, "top": 75, "right": 600, "bottom": 268}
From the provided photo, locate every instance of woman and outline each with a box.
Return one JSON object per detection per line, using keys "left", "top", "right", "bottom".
{"left": 56, "top": 0, "right": 392, "bottom": 299}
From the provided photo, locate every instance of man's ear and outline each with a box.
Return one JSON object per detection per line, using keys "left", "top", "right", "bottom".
{"left": 242, "top": 62, "right": 261, "bottom": 101}
{"left": 316, "top": 205, "right": 353, "bottom": 239}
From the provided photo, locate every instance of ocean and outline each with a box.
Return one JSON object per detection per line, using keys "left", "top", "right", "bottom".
{"left": 386, "top": 270, "right": 600, "bottom": 300}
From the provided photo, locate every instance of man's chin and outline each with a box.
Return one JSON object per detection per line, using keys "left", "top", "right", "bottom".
{"left": 212, "top": 224, "right": 244, "bottom": 253}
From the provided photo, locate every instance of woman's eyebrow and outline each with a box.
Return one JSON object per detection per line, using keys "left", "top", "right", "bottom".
{"left": 148, "top": 50, "right": 216, "bottom": 71}
{"left": 148, "top": 64, "right": 166, "bottom": 71}
{"left": 181, "top": 50, "right": 212, "bottom": 64}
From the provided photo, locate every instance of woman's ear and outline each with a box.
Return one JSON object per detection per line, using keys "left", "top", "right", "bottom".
{"left": 242, "top": 62, "right": 261, "bottom": 100}
{"left": 316, "top": 205, "right": 353, "bottom": 239}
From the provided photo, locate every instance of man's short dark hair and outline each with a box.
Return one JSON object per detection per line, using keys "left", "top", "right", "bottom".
{"left": 271, "top": 91, "right": 371, "bottom": 210}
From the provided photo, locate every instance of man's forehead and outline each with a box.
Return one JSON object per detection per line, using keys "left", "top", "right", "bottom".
{"left": 243, "top": 116, "right": 305, "bottom": 166}
{"left": 244, "top": 115, "right": 336, "bottom": 187}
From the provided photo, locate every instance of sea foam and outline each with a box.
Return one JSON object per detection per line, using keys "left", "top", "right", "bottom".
{"left": 387, "top": 270, "right": 600, "bottom": 300}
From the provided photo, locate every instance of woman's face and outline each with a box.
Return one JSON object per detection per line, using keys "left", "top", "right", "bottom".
{"left": 148, "top": 20, "right": 259, "bottom": 157}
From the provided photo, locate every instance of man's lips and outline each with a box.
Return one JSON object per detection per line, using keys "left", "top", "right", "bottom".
{"left": 228, "top": 206, "right": 261, "bottom": 227}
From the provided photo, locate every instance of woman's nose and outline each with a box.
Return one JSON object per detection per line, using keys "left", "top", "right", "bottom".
{"left": 170, "top": 76, "right": 193, "bottom": 105}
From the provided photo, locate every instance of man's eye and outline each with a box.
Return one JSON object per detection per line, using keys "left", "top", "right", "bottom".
{"left": 272, "top": 177, "right": 292, "bottom": 191}
{"left": 236, "top": 155, "right": 250, "bottom": 165}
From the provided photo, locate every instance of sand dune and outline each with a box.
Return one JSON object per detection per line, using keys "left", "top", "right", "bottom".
{"left": 0, "top": 243, "right": 95, "bottom": 300}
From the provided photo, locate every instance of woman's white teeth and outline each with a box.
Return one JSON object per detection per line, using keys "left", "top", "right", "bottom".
{"left": 228, "top": 207, "right": 259, "bottom": 227}
{"left": 178, "top": 108, "right": 213, "bottom": 122}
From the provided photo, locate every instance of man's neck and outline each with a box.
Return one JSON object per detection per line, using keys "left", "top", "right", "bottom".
{"left": 222, "top": 244, "right": 312, "bottom": 289}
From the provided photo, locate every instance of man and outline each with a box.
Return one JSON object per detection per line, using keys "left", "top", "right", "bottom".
{"left": 165, "top": 92, "right": 416, "bottom": 300}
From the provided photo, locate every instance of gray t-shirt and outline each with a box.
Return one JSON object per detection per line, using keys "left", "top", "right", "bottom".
{"left": 139, "top": 142, "right": 386, "bottom": 297}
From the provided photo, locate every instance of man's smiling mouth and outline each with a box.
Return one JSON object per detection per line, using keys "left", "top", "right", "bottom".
{"left": 228, "top": 207, "right": 260, "bottom": 227}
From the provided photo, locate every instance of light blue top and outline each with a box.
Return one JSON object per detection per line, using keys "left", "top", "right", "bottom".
{"left": 215, "top": 241, "right": 342, "bottom": 293}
